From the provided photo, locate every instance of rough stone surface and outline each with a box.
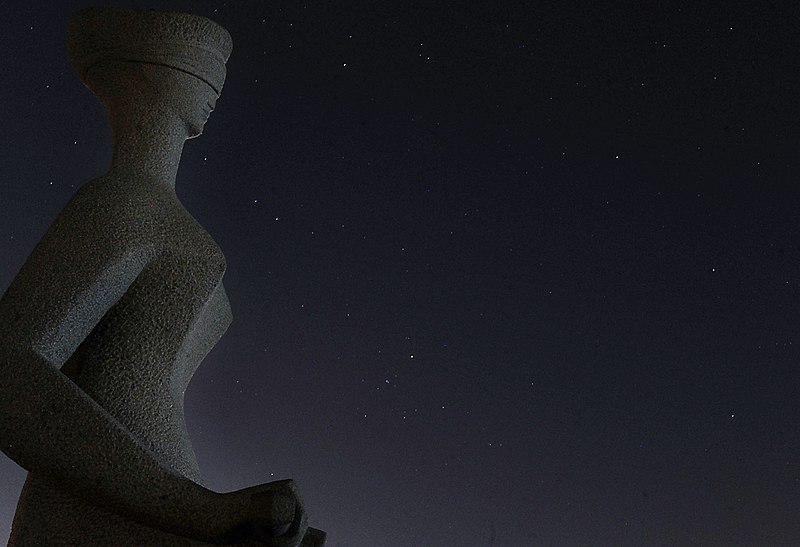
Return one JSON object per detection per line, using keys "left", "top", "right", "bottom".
{"left": 0, "top": 7, "right": 324, "bottom": 546}
{"left": 68, "top": 6, "right": 233, "bottom": 94}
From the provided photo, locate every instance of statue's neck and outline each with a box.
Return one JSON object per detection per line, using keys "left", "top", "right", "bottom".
{"left": 107, "top": 111, "right": 188, "bottom": 191}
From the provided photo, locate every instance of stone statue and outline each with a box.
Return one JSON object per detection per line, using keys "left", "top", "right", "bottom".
{"left": 0, "top": 7, "right": 325, "bottom": 546}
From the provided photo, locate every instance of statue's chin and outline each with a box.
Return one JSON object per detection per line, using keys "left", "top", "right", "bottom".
{"left": 187, "top": 125, "right": 204, "bottom": 139}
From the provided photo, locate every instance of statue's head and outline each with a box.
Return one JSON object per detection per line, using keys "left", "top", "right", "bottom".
{"left": 67, "top": 7, "right": 233, "bottom": 138}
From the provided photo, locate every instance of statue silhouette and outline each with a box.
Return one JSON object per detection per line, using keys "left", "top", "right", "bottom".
{"left": 0, "top": 7, "right": 324, "bottom": 546}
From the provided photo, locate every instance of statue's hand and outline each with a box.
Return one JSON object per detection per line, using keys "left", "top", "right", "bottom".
{"left": 221, "top": 479, "right": 324, "bottom": 546}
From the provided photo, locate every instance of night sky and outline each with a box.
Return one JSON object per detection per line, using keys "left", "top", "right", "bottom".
{"left": 2, "top": 1, "right": 800, "bottom": 545}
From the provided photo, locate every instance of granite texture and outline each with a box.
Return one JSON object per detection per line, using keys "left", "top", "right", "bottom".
{"left": 0, "top": 7, "right": 324, "bottom": 546}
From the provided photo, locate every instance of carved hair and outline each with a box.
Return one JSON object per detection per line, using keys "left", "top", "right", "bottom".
{"left": 67, "top": 7, "right": 232, "bottom": 95}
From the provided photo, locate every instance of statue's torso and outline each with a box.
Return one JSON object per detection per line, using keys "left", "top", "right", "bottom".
{"left": 8, "top": 176, "right": 235, "bottom": 545}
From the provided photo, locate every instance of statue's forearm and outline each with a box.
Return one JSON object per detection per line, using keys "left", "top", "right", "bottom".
{"left": 0, "top": 348, "right": 232, "bottom": 542}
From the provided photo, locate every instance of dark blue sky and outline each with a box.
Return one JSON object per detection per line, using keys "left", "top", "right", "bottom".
{"left": 2, "top": 1, "right": 800, "bottom": 545}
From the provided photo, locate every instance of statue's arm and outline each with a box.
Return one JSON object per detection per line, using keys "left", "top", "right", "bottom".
{"left": 0, "top": 345, "right": 235, "bottom": 541}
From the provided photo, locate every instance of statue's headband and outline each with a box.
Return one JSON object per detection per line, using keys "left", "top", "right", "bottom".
{"left": 67, "top": 7, "right": 233, "bottom": 95}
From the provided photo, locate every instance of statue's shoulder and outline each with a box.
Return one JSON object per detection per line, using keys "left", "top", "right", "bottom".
{"left": 45, "top": 176, "right": 168, "bottom": 255}
{"left": 66, "top": 176, "right": 179, "bottom": 230}
{"left": 71, "top": 175, "right": 165, "bottom": 213}
{"left": 59, "top": 175, "right": 224, "bottom": 268}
